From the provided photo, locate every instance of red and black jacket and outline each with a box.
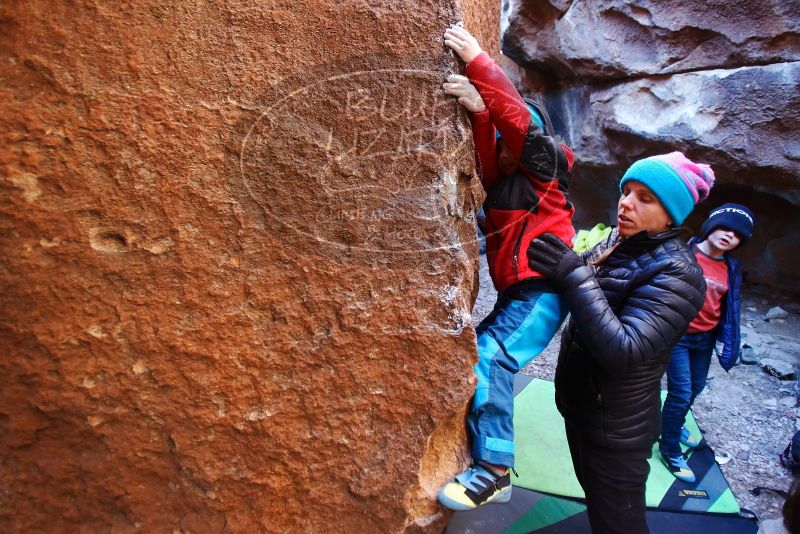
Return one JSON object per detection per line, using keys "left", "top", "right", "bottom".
{"left": 465, "top": 52, "right": 576, "bottom": 292}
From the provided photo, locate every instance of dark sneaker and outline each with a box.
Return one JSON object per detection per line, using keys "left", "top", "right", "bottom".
{"left": 662, "top": 452, "right": 696, "bottom": 483}
{"left": 437, "top": 461, "right": 512, "bottom": 510}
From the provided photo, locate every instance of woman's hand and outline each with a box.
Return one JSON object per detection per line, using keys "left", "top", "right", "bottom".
{"left": 444, "top": 24, "right": 483, "bottom": 64}
{"left": 442, "top": 74, "right": 486, "bottom": 112}
{"left": 527, "top": 233, "right": 585, "bottom": 289}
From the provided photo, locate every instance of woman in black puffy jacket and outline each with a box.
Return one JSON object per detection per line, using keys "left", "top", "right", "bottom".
{"left": 527, "top": 152, "right": 714, "bottom": 534}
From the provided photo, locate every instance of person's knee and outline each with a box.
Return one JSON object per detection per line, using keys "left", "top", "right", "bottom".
{"left": 690, "top": 382, "right": 706, "bottom": 401}
{"left": 664, "top": 388, "right": 692, "bottom": 409}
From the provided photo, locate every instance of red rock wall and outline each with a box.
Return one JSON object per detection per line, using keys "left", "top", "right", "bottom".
{"left": 0, "top": 1, "right": 499, "bottom": 531}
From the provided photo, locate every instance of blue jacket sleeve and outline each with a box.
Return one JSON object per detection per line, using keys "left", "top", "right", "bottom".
{"left": 716, "top": 256, "right": 742, "bottom": 371}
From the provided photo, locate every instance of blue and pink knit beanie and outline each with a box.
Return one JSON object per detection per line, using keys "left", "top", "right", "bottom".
{"left": 619, "top": 152, "right": 715, "bottom": 225}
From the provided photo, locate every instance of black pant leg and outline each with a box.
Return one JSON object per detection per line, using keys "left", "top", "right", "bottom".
{"left": 582, "top": 441, "right": 650, "bottom": 534}
{"left": 564, "top": 425, "right": 650, "bottom": 534}
{"left": 564, "top": 422, "right": 585, "bottom": 487}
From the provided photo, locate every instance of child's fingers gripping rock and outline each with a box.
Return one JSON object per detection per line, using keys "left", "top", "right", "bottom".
{"left": 443, "top": 32, "right": 465, "bottom": 53}
{"left": 444, "top": 89, "right": 486, "bottom": 112}
{"left": 458, "top": 95, "right": 486, "bottom": 113}
{"left": 447, "top": 74, "right": 469, "bottom": 83}
{"left": 449, "top": 26, "right": 482, "bottom": 58}
{"left": 442, "top": 76, "right": 486, "bottom": 112}
{"left": 442, "top": 82, "right": 470, "bottom": 97}
{"left": 444, "top": 24, "right": 482, "bottom": 63}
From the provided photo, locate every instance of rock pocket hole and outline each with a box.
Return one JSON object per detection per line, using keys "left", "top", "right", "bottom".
{"left": 89, "top": 229, "right": 130, "bottom": 253}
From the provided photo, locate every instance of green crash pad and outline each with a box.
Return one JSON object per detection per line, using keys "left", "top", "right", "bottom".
{"left": 512, "top": 378, "right": 740, "bottom": 514}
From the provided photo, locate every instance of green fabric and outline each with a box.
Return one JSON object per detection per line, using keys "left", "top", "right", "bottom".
{"left": 573, "top": 223, "right": 612, "bottom": 253}
{"left": 513, "top": 379, "right": 584, "bottom": 498}
{"left": 512, "top": 379, "right": 739, "bottom": 513}
{"left": 506, "top": 495, "right": 586, "bottom": 534}
{"left": 708, "top": 488, "right": 739, "bottom": 514}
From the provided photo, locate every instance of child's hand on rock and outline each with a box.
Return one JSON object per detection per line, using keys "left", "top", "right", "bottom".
{"left": 444, "top": 24, "right": 483, "bottom": 63}
{"left": 443, "top": 74, "right": 486, "bottom": 113}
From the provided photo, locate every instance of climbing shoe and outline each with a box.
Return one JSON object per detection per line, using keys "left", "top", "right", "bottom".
{"left": 437, "top": 461, "right": 513, "bottom": 510}
{"left": 661, "top": 453, "right": 696, "bottom": 483}
{"left": 680, "top": 426, "right": 699, "bottom": 448}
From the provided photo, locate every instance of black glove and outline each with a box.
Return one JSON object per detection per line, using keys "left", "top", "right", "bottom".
{"left": 527, "top": 233, "right": 588, "bottom": 290}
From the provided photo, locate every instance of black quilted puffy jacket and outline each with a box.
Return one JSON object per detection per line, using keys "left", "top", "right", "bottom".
{"left": 554, "top": 228, "right": 706, "bottom": 451}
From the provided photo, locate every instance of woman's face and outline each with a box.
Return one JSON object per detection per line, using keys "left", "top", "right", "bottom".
{"left": 617, "top": 181, "right": 672, "bottom": 237}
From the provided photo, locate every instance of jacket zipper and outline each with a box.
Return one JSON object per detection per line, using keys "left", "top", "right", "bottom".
{"left": 512, "top": 220, "right": 528, "bottom": 280}
{"left": 591, "top": 371, "right": 602, "bottom": 403}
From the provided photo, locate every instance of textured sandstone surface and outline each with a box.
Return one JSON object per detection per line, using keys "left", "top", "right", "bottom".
{"left": 502, "top": 0, "right": 800, "bottom": 290}
{"left": 0, "top": 1, "right": 499, "bottom": 532}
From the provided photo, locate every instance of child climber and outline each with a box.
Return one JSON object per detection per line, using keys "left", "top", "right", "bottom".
{"left": 437, "top": 24, "right": 576, "bottom": 510}
{"left": 659, "top": 203, "right": 755, "bottom": 483}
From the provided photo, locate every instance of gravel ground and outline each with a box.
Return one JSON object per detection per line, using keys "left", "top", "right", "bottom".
{"left": 472, "top": 252, "right": 799, "bottom": 521}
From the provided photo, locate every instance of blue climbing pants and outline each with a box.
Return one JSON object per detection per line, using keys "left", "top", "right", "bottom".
{"left": 467, "top": 282, "right": 568, "bottom": 467}
{"left": 659, "top": 330, "right": 716, "bottom": 457}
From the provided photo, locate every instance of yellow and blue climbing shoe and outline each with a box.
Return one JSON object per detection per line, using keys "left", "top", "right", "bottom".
{"left": 661, "top": 453, "right": 696, "bottom": 483}
{"left": 680, "top": 426, "right": 700, "bottom": 448}
{"left": 437, "top": 461, "right": 512, "bottom": 511}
